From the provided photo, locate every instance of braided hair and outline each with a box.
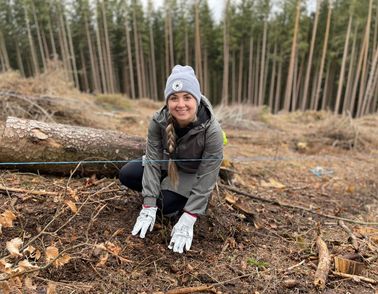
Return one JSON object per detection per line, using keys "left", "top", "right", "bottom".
{"left": 166, "top": 113, "right": 179, "bottom": 188}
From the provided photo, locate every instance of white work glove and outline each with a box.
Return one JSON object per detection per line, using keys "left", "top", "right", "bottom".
{"left": 168, "top": 212, "right": 197, "bottom": 253}
{"left": 131, "top": 205, "right": 158, "bottom": 238}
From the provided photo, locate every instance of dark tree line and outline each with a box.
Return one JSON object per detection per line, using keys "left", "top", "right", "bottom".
{"left": 0, "top": 0, "right": 377, "bottom": 117}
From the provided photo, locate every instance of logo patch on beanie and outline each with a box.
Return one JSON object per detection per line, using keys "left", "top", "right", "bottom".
{"left": 172, "top": 80, "right": 183, "bottom": 91}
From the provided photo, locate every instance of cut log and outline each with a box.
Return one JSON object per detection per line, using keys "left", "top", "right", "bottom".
{"left": 0, "top": 117, "right": 145, "bottom": 177}
{"left": 314, "top": 235, "right": 331, "bottom": 290}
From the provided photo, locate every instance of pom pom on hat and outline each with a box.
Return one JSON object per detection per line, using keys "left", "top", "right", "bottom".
{"left": 164, "top": 65, "right": 202, "bottom": 104}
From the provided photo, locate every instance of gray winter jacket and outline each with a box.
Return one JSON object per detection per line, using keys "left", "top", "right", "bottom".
{"left": 142, "top": 96, "right": 223, "bottom": 215}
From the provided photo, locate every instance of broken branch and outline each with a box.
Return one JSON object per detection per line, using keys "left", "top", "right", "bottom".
{"left": 314, "top": 236, "right": 331, "bottom": 290}
{"left": 338, "top": 220, "right": 359, "bottom": 251}
{"left": 332, "top": 271, "right": 377, "bottom": 284}
{"left": 220, "top": 184, "right": 378, "bottom": 226}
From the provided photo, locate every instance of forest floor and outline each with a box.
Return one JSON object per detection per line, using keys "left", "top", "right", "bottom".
{"left": 0, "top": 70, "right": 377, "bottom": 293}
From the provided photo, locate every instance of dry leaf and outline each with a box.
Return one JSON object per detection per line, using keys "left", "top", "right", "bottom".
{"left": 46, "top": 282, "right": 57, "bottom": 294}
{"left": 0, "top": 259, "right": 12, "bottom": 274}
{"left": 353, "top": 226, "right": 378, "bottom": 244}
{"left": 96, "top": 252, "right": 109, "bottom": 267}
{"left": 45, "top": 246, "right": 59, "bottom": 262}
{"left": 24, "top": 277, "right": 37, "bottom": 291}
{"left": 54, "top": 254, "right": 71, "bottom": 267}
{"left": 6, "top": 238, "right": 23, "bottom": 257}
{"left": 68, "top": 188, "right": 79, "bottom": 201}
{"left": 261, "top": 178, "right": 286, "bottom": 189}
{"left": 105, "top": 241, "right": 122, "bottom": 256}
{"left": 224, "top": 192, "right": 238, "bottom": 204}
{"left": 0, "top": 210, "right": 17, "bottom": 228}
{"left": 0, "top": 281, "right": 10, "bottom": 293}
{"left": 64, "top": 200, "right": 78, "bottom": 213}
{"left": 23, "top": 245, "right": 41, "bottom": 261}
{"left": 17, "top": 259, "right": 39, "bottom": 272}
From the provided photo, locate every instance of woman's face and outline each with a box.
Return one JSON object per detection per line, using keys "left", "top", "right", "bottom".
{"left": 167, "top": 92, "right": 197, "bottom": 127}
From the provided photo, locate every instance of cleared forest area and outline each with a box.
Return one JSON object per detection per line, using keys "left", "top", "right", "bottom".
{"left": 0, "top": 70, "right": 377, "bottom": 293}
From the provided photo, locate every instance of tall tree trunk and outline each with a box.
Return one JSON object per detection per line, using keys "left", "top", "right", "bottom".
{"left": 15, "top": 37, "right": 25, "bottom": 76}
{"left": 148, "top": 2, "right": 158, "bottom": 100}
{"left": 0, "top": 31, "right": 10, "bottom": 71}
{"left": 335, "top": 14, "right": 352, "bottom": 114}
{"left": 204, "top": 47, "right": 209, "bottom": 97}
{"left": 221, "top": 0, "right": 230, "bottom": 105}
{"left": 356, "top": 0, "right": 373, "bottom": 117}
{"left": 321, "top": 61, "right": 331, "bottom": 110}
{"left": 31, "top": 1, "right": 47, "bottom": 72}
{"left": 57, "top": 1, "right": 73, "bottom": 83}
{"left": 80, "top": 47, "right": 89, "bottom": 92}
{"left": 302, "top": 0, "right": 321, "bottom": 111}
{"left": 94, "top": 11, "right": 107, "bottom": 93}
{"left": 65, "top": 12, "right": 79, "bottom": 88}
{"left": 247, "top": 37, "right": 254, "bottom": 104}
{"left": 259, "top": 19, "right": 268, "bottom": 106}
{"left": 237, "top": 42, "right": 244, "bottom": 104}
{"left": 343, "top": 24, "right": 358, "bottom": 114}
{"left": 123, "top": 7, "right": 135, "bottom": 99}
{"left": 313, "top": 2, "right": 332, "bottom": 110}
{"left": 139, "top": 34, "right": 147, "bottom": 97}
{"left": 101, "top": 0, "right": 115, "bottom": 93}
{"left": 293, "top": 54, "right": 305, "bottom": 111}
{"left": 284, "top": 0, "right": 301, "bottom": 111}
{"left": 268, "top": 43, "right": 277, "bottom": 110}
{"left": 195, "top": 0, "right": 203, "bottom": 85}
{"left": 132, "top": 6, "right": 142, "bottom": 98}
{"left": 361, "top": 47, "right": 378, "bottom": 115}
{"left": 254, "top": 38, "right": 261, "bottom": 105}
{"left": 47, "top": 2, "right": 58, "bottom": 59}
{"left": 349, "top": 27, "right": 368, "bottom": 116}
{"left": 274, "top": 56, "right": 283, "bottom": 113}
{"left": 24, "top": 4, "right": 40, "bottom": 75}
{"left": 231, "top": 50, "right": 236, "bottom": 104}
{"left": 85, "top": 13, "right": 100, "bottom": 93}
{"left": 291, "top": 54, "right": 298, "bottom": 111}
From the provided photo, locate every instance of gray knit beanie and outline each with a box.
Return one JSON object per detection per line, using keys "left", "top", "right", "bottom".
{"left": 164, "top": 65, "right": 202, "bottom": 104}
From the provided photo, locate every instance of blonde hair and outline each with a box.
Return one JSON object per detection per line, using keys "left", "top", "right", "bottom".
{"left": 166, "top": 113, "right": 179, "bottom": 188}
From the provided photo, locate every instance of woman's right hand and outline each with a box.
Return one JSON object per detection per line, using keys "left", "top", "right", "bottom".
{"left": 131, "top": 205, "right": 158, "bottom": 238}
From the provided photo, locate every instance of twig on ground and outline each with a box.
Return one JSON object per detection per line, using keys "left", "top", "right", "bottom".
{"left": 331, "top": 271, "right": 377, "bottom": 284}
{"left": 314, "top": 235, "right": 331, "bottom": 290}
{"left": 220, "top": 184, "right": 378, "bottom": 226}
{"left": 166, "top": 285, "right": 217, "bottom": 294}
{"left": 338, "top": 220, "right": 359, "bottom": 250}
{"left": 286, "top": 260, "right": 306, "bottom": 272}
{"left": 0, "top": 184, "right": 59, "bottom": 196}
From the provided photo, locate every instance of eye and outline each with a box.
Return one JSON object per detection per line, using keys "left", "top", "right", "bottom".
{"left": 169, "top": 95, "right": 178, "bottom": 101}
{"left": 184, "top": 95, "right": 193, "bottom": 101}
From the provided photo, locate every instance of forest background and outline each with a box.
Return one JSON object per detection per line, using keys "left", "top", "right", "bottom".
{"left": 0, "top": 0, "right": 377, "bottom": 117}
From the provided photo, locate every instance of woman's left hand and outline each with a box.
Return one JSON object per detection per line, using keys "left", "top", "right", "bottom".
{"left": 168, "top": 212, "right": 197, "bottom": 253}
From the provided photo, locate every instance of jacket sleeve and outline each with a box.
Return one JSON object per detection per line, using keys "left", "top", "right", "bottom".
{"left": 142, "top": 118, "right": 162, "bottom": 207}
{"left": 183, "top": 120, "right": 224, "bottom": 215}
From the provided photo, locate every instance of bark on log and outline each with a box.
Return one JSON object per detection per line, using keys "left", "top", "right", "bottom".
{"left": 314, "top": 235, "right": 331, "bottom": 290}
{"left": 0, "top": 116, "right": 145, "bottom": 177}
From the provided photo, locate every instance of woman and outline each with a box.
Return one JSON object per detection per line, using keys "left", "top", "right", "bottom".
{"left": 119, "top": 65, "right": 223, "bottom": 254}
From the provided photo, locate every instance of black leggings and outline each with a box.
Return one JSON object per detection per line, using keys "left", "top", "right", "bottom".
{"left": 119, "top": 159, "right": 188, "bottom": 215}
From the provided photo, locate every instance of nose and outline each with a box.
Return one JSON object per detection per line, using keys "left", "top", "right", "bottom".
{"left": 177, "top": 97, "right": 185, "bottom": 107}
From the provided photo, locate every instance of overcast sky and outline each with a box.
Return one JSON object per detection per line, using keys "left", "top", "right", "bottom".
{"left": 141, "top": 0, "right": 317, "bottom": 22}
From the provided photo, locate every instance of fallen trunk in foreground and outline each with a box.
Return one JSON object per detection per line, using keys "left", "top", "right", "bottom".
{"left": 0, "top": 116, "right": 146, "bottom": 177}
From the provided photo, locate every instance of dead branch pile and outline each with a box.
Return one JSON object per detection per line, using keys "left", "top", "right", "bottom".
{"left": 214, "top": 104, "right": 270, "bottom": 130}
{"left": 0, "top": 69, "right": 118, "bottom": 129}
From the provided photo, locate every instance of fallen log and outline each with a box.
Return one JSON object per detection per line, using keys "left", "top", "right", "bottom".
{"left": 314, "top": 236, "right": 331, "bottom": 290}
{"left": 0, "top": 116, "right": 145, "bottom": 177}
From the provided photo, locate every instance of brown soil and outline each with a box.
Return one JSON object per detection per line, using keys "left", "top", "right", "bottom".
{"left": 0, "top": 71, "right": 377, "bottom": 293}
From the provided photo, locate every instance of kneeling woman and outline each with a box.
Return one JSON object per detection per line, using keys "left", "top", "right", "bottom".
{"left": 119, "top": 65, "right": 223, "bottom": 254}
